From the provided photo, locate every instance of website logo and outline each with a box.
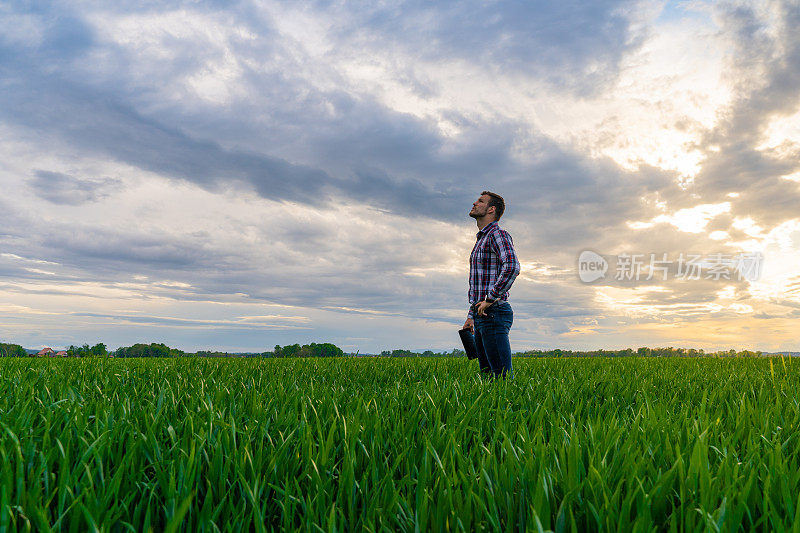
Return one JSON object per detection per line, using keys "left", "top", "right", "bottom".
{"left": 578, "top": 250, "right": 608, "bottom": 282}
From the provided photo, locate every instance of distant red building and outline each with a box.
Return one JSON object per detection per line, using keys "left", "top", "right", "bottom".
{"left": 36, "top": 347, "right": 54, "bottom": 357}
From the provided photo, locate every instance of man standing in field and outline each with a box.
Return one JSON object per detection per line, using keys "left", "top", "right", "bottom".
{"left": 463, "top": 191, "right": 520, "bottom": 379}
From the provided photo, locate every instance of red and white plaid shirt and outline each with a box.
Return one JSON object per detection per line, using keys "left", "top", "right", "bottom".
{"left": 467, "top": 221, "right": 520, "bottom": 319}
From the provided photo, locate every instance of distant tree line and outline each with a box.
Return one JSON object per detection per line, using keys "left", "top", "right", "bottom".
{"left": 0, "top": 341, "right": 109, "bottom": 357}
{"left": 0, "top": 341, "right": 769, "bottom": 359}
{"left": 514, "top": 347, "right": 764, "bottom": 358}
{"left": 273, "top": 343, "right": 344, "bottom": 357}
{"left": 111, "top": 342, "right": 346, "bottom": 358}
{"left": 115, "top": 343, "right": 184, "bottom": 358}
{"left": 67, "top": 343, "right": 109, "bottom": 357}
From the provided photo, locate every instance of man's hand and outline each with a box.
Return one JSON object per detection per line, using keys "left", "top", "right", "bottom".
{"left": 475, "top": 299, "right": 494, "bottom": 316}
{"left": 462, "top": 317, "right": 474, "bottom": 334}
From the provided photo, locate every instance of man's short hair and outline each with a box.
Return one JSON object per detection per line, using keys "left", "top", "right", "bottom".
{"left": 482, "top": 190, "right": 505, "bottom": 220}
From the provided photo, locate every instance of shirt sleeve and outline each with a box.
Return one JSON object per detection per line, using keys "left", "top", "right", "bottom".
{"left": 487, "top": 229, "right": 520, "bottom": 299}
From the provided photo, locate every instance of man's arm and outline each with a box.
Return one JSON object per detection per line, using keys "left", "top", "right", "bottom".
{"left": 487, "top": 230, "right": 520, "bottom": 299}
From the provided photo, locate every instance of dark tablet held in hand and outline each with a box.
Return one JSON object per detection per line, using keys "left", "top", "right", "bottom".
{"left": 459, "top": 328, "right": 479, "bottom": 360}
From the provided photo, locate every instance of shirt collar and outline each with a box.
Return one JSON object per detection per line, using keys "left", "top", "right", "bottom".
{"left": 476, "top": 221, "right": 498, "bottom": 239}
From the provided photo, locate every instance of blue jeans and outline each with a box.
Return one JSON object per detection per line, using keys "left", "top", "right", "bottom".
{"left": 473, "top": 301, "right": 514, "bottom": 379}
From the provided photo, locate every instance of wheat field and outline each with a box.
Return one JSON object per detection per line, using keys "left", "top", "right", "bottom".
{"left": 1, "top": 356, "right": 798, "bottom": 531}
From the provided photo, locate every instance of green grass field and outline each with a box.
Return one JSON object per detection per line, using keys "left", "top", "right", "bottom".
{"left": 1, "top": 356, "right": 799, "bottom": 532}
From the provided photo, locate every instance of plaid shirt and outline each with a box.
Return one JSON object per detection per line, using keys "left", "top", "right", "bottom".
{"left": 467, "top": 221, "right": 520, "bottom": 319}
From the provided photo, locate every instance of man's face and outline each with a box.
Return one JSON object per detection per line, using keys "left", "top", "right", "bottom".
{"left": 469, "top": 194, "right": 493, "bottom": 219}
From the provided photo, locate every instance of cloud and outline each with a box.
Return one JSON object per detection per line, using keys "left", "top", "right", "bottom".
{"left": 29, "top": 170, "right": 123, "bottom": 205}
{"left": 691, "top": 0, "right": 800, "bottom": 228}
{"left": 1, "top": 1, "right": 800, "bottom": 352}
{"left": 69, "top": 311, "right": 312, "bottom": 330}
{"left": 0, "top": 1, "right": 655, "bottom": 225}
{"left": 307, "top": 0, "right": 645, "bottom": 95}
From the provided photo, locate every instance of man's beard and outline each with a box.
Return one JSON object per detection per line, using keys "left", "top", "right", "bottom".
{"left": 469, "top": 210, "right": 485, "bottom": 219}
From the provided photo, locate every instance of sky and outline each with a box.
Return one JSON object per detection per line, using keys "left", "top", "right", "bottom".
{"left": 1, "top": 0, "right": 799, "bottom": 353}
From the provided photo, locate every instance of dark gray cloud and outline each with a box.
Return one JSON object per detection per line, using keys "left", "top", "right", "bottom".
{"left": 313, "top": 0, "right": 643, "bottom": 96}
{"left": 29, "top": 170, "right": 123, "bottom": 205}
{"left": 1, "top": 68, "right": 483, "bottom": 221}
{"left": 41, "top": 229, "right": 213, "bottom": 270}
{"left": 1, "top": 75, "right": 337, "bottom": 206}
{"left": 0, "top": 0, "right": 652, "bottom": 227}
